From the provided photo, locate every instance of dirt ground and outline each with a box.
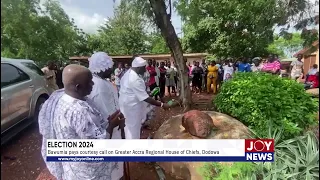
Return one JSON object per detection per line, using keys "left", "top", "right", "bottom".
{"left": 1, "top": 123, "right": 45, "bottom": 180}
{"left": 130, "top": 93, "right": 214, "bottom": 180}
{"left": 33, "top": 93, "right": 214, "bottom": 180}
{"left": 4, "top": 91, "right": 316, "bottom": 180}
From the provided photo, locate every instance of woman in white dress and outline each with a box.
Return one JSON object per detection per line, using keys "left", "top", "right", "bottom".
{"left": 290, "top": 54, "right": 304, "bottom": 80}
{"left": 87, "top": 52, "right": 125, "bottom": 180}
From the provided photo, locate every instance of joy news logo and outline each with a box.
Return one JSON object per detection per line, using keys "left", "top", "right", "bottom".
{"left": 245, "top": 139, "right": 274, "bottom": 162}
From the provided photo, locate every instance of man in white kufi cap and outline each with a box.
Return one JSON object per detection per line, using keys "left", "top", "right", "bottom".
{"left": 87, "top": 52, "right": 125, "bottom": 180}
{"left": 119, "top": 56, "right": 175, "bottom": 139}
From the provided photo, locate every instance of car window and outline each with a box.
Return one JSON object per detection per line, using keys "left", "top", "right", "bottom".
{"left": 21, "top": 62, "right": 45, "bottom": 76}
{"left": 1, "top": 63, "right": 30, "bottom": 88}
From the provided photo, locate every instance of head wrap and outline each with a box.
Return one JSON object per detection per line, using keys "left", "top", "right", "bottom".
{"left": 88, "top": 52, "right": 114, "bottom": 73}
{"left": 132, "top": 57, "right": 147, "bottom": 67}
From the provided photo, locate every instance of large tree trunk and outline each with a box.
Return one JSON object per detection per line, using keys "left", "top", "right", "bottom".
{"left": 149, "top": 0, "right": 191, "bottom": 111}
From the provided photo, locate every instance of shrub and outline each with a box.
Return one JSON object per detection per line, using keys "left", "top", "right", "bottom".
{"left": 259, "top": 131, "right": 319, "bottom": 179}
{"left": 200, "top": 127, "right": 319, "bottom": 180}
{"left": 214, "top": 72, "right": 318, "bottom": 139}
{"left": 253, "top": 127, "right": 319, "bottom": 179}
{"left": 199, "top": 162, "right": 256, "bottom": 180}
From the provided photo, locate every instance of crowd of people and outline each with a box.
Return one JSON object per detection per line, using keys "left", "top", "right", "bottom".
{"left": 111, "top": 59, "right": 180, "bottom": 101}
{"left": 183, "top": 53, "right": 319, "bottom": 94}
{"left": 38, "top": 52, "right": 318, "bottom": 180}
{"left": 41, "top": 53, "right": 319, "bottom": 100}
{"left": 39, "top": 52, "right": 181, "bottom": 180}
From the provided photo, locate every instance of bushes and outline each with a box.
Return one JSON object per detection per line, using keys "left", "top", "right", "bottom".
{"left": 200, "top": 128, "right": 319, "bottom": 180}
{"left": 214, "top": 72, "right": 318, "bottom": 139}
{"left": 199, "top": 162, "right": 256, "bottom": 180}
{"left": 261, "top": 131, "right": 319, "bottom": 179}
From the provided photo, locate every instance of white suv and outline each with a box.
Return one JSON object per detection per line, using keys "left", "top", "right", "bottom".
{"left": 1, "top": 58, "right": 51, "bottom": 144}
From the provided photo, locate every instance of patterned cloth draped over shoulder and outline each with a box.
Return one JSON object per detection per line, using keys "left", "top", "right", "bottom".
{"left": 38, "top": 90, "right": 119, "bottom": 180}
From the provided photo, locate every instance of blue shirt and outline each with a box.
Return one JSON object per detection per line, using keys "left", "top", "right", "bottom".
{"left": 237, "top": 63, "right": 251, "bottom": 72}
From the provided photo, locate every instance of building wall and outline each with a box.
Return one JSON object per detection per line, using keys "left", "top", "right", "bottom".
{"left": 302, "top": 54, "right": 317, "bottom": 76}
{"left": 153, "top": 57, "right": 204, "bottom": 66}
{"left": 300, "top": 46, "right": 319, "bottom": 74}
{"left": 186, "top": 57, "right": 204, "bottom": 65}
{"left": 70, "top": 55, "right": 206, "bottom": 68}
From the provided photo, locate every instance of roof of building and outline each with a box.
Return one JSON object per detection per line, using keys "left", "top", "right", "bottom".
{"left": 293, "top": 40, "right": 319, "bottom": 57}
{"left": 280, "top": 58, "right": 296, "bottom": 62}
{"left": 69, "top": 53, "right": 209, "bottom": 61}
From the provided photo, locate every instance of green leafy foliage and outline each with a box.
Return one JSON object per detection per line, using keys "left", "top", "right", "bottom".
{"left": 94, "top": 1, "right": 149, "bottom": 55}
{"left": 267, "top": 33, "right": 304, "bottom": 58}
{"left": 1, "top": 0, "right": 89, "bottom": 63}
{"left": 262, "top": 132, "right": 319, "bottom": 179}
{"left": 175, "top": 0, "right": 319, "bottom": 57}
{"left": 175, "top": 0, "right": 281, "bottom": 58}
{"left": 1, "top": 0, "right": 172, "bottom": 62}
{"left": 200, "top": 128, "right": 319, "bottom": 179}
{"left": 254, "top": 128, "right": 319, "bottom": 179}
{"left": 148, "top": 32, "right": 170, "bottom": 54}
{"left": 214, "top": 72, "right": 318, "bottom": 139}
{"left": 277, "top": 1, "right": 319, "bottom": 47}
{"left": 121, "top": 0, "right": 192, "bottom": 110}
{"left": 301, "top": 29, "right": 319, "bottom": 48}
{"left": 199, "top": 162, "right": 256, "bottom": 180}
{"left": 86, "top": 1, "right": 171, "bottom": 55}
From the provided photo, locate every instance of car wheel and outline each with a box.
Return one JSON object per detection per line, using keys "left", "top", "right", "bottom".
{"left": 33, "top": 97, "right": 47, "bottom": 122}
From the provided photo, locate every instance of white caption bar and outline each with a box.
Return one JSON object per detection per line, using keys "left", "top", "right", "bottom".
{"left": 46, "top": 139, "right": 244, "bottom": 157}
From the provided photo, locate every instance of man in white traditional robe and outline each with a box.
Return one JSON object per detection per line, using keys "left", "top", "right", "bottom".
{"left": 38, "top": 64, "right": 124, "bottom": 180}
{"left": 119, "top": 57, "right": 176, "bottom": 139}
{"left": 87, "top": 52, "right": 124, "bottom": 180}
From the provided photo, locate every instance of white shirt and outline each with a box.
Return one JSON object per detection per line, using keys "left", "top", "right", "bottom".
{"left": 166, "top": 67, "right": 176, "bottom": 79}
{"left": 251, "top": 64, "right": 263, "bottom": 72}
{"left": 155, "top": 67, "right": 160, "bottom": 86}
{"left": 114, "top": 68, "right": 123, "bottom": 85}
{"left": 307, "top": 68, "right": 318, "bottom": 75}
{"left": 119, "top": 70, "right": 149, "bottom": 107}
{"left": 39, "top": 90, "right": 118, "bottom": 180}
{"left": 119, "top": 70, "right": 150, "bottom": 139}
{"left": 87, "top": 75, "right": 123, "bottom": 180}
{"left": 88, "top": 75, "right": 121, "bottom": 139}
{"left": 143, "top": 70, "right": 150, "bottom": 91}
{"left": 291, "top": 60, "right": 304, "bottom": 75}
{"left": 223, "top": 65, "right": 234, "bottom": 80}
{"left": 172, "top": 66, "right": 178, "bottom": 71}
